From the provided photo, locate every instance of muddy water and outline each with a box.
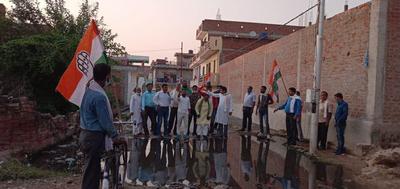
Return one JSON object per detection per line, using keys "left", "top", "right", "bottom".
{"left": 125, "top": 132, "right": 350, "bottom": 189}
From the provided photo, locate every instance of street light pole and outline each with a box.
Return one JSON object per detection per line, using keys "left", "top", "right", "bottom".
{"left": 310, "top": 0, "right": 325, "bottom": 154}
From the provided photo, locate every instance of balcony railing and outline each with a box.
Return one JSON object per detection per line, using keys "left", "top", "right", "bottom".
{"left": 192, "top": 41, "right": 219, "bottom": 65}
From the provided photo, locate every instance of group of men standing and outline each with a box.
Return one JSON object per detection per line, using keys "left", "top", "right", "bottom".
{"left": 129, "top": 82, "right": 233, "bottom": 140}
{"left": 240, "top": 86, "right": 349, "bottom": 155}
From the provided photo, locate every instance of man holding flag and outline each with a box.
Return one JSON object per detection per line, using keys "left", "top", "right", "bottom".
{"left": 55, "top": 20, "right": 124, "bottom": 189}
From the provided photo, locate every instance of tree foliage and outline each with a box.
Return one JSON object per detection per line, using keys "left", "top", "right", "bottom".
{"left": 0, "top": 0, "right": 126, "bottom": 114}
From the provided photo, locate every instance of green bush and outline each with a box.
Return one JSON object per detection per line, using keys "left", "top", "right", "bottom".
{"left": 0, "top": 159, "right": 65, "bottom": 181}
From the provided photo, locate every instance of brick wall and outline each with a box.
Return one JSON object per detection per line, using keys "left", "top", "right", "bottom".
{"left": 222, "top": 37, "right": 273, "bottom": 63}
{"left": 381, "top": 0, "right": 400, "bottom": 147}
{"left": 219, "top": 4, "right": 372, "bottom": 150}
{"left": 0, "top": 96, "right": 78, "bottom": 156}
{"left": 221, "top": 3, "right": 370, "bottom": 118}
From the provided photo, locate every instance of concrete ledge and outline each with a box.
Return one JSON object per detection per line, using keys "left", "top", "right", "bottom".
{"left": 230, "top": 103, "right": 373, "bottom": 153}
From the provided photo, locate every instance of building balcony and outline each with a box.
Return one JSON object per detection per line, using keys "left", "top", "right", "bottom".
{"left": 155, "top": 78, "right": 179, "bottom": 85}
{"left": 191, "top": 41, "right": 219, "bottom": 68}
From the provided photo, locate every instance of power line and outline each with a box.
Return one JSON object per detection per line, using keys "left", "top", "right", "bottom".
{"left": 132, "top": 48, "right": 181, "bottom": 53}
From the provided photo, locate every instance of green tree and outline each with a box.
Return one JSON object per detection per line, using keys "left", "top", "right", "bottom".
{"left": 0, "top": 0, "right": 126, "bottom": 114}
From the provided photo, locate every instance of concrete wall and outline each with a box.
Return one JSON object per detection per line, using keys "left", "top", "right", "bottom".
{"left": 220, "top": 3, "right": 373, "bottom": 151}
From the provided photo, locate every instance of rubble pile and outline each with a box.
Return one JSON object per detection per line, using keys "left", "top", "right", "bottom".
{"left": 360, "top": 147, "right": 400, "bottom": 186}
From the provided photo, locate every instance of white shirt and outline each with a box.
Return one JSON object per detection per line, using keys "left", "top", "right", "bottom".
{"left": 319, "top": 100, "right": 333, "bottom": 123}
{"left": 243, "top": 92, "right": 256, "bottom": 107}
{"left": 153, "top": 91, "right": 171, "bottom": 107}
{"left": 177, "top": 96, "right": 190, "bottom": 114}
{"left": 170, "top": 89, "right": 179, "bottom": 108}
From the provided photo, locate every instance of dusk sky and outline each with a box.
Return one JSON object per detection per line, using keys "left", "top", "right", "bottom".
{"left": 4, "top": 0, "right": 370, "bottom": 61}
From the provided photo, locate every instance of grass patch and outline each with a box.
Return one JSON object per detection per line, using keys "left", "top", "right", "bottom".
{"left": 0, "top": 159, "right": 66, "bottom": 181}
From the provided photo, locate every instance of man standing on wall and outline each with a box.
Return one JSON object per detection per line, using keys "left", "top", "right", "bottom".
{"left": 169, "top": 84, "right": 181, "bottom": 135}
{"left": 142, "top": 83, "right": 157, "bottom": 136}
{"left": 273, "top": 87, "right": 301, "bottom": 145}
{"left": 240, "top": 86, "right": 256, "bottom": 132}
{"left": 295, "top": 91, "right": 304, "bottom": 142}
{"left": 317, "top": 91, "right": 333, "bottom": 150}
{"left": 334, "top": 93, "right": 348, "bottom": 155}
{"left": 130, "top": 87, "right": 143, "bottom": 136}
{"left": 209, "top": 85, "right": 221, "bottom": 135}
{"left": 255, "top": 86, "right": 273, "bottom": 139}
{"left": 153, "top": 84, "right": 171, "bottom": 136}
{"left": 188, "top": 85, "right": 201, "bottom": 136}
{"left": 209, "top": 86, "right": 233, "bottom": 138}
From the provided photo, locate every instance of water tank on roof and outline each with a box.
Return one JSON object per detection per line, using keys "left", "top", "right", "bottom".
{"left": 249, "top": 31, "right": 257, "bottom": 37}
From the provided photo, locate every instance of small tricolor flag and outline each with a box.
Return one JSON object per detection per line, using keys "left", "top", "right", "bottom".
{"left": 268, "top": 59, "right": 282, "bottom": 102}
{"left": 56, "top": 20, "right": 108, "bottom": 106}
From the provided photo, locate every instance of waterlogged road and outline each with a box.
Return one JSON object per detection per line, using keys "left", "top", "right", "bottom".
{"left": 124, "top": 131, "right": 353, "bottom": 189}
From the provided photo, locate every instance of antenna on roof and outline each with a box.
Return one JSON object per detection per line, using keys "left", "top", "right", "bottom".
{"left": 216, "top": 8, "right": 221, "bottom": 20}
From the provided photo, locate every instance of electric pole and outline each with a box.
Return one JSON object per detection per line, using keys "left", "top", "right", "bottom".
{"left": 310, "top": 0, "right": 325, "bottom": 154}
{"left": 180, "top": 42, "right": 183, "bottom": 83}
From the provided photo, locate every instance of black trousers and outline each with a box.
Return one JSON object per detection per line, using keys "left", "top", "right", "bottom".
{"left": 188, "top": 109, "right": 198, "bottom": 135}
{"left": 209, "top": 108, "right": 218, "bottom": 134}
{"left": 143, "top": 106, "right": 157, "bottom": 135}
{"left": 242, "top": 107, "right": 253, "bottom": 131}
{"left": 79, "top": 130, "right": 105, "bottom": 189}
{"left": 285, "top": 113, "right": 297, "bottom": 145}
{"left": 259, "top": 108, "right": 270, "bottom": 134}
{"left": 317, "top": 122, "right": 329, "bottom": 149}
{"left": 168, "top": 107, "right": 178, "bottom": 134}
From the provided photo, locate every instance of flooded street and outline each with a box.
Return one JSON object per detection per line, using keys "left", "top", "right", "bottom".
{"left": 124, "top": 131, "right": 351, "bottom": 189}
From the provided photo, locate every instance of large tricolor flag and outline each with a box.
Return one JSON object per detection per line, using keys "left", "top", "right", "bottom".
{"left": 268, "top": 59, "right": 282, "bottom": 102}
{"left": 56, "top": 20, "right": 108, "bottom": 106}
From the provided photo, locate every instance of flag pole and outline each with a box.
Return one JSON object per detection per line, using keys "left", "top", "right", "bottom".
{"left": 280, "top": 72, "right": 289, "bottom": 96}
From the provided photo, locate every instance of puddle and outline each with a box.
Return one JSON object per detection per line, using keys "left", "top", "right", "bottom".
{"left": 125, "top": 132, "right": 350, "bottom": 189}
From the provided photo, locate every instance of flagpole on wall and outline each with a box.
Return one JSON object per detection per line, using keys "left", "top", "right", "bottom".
{"left": 280, "top": 74, "right": 289, "bottom": 96}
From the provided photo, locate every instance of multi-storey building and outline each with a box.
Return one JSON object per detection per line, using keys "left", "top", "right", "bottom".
{"left": 151, "top": 50, "right": 194, "bottom": 90}
{"left": 190, "top": 19, "right": 304, "bottom": 86}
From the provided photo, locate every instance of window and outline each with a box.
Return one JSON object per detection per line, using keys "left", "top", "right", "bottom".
{"left": 202, "top": 66, "right": 205, "bottom": 76}
{"left": 206, "top": 63, "right": 211, "bottom": 74}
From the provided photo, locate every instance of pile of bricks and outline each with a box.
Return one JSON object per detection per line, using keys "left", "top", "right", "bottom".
{"left": 0, "top": 95, "right": 79, "bottom": 155}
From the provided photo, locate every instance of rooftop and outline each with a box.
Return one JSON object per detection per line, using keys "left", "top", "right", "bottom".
{"left": 196, "top": 19, "right": 304, "bottom": 40}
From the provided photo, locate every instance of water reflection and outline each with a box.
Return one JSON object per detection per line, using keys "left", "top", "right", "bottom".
{"left": 126, "top": 134, "right": 345, "bottom": 189}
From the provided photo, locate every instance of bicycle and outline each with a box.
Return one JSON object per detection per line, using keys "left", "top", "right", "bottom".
{"left": 99, "top": 121, "right": 131, "bottom": 189}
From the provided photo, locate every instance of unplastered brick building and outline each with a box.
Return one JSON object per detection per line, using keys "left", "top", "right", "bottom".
{"left": 190, "top": 19, "right": 303, "bottom": 87}
{"left": 219, "top": 0, "right": 400, "bottom": 152}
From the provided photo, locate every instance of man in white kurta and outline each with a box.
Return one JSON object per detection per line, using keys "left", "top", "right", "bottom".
{"left": 130, "top": 87, "right": 143, "bottom": 136}
{"left": 209, "top": 86, "right": 233, "bottom": 138}
{"left": 177, "top": 90, "right": 191, "bottom": 140}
